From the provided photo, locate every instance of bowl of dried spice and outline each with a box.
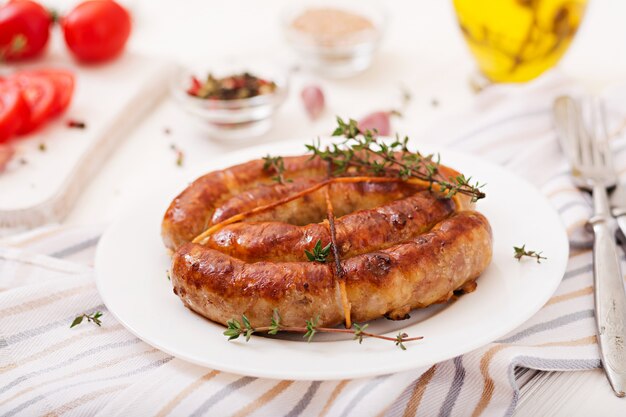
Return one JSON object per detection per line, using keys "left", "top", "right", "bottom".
{"left": 171, "top": 64, "right": 289, "bottom": 141}
{"left": 282, "top": 1, "right": 387, "bottom": 78}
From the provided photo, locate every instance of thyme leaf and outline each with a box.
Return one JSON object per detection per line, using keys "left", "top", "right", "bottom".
{"left": 514, "top": 245, "right": 547, "bottom": 263}
{"left": 304, "top": 316, "right": 319, "bottom": 342}
{"left": 353, "top": 323, "right": 368, "bottom": 344}
{"left": 263, "top": 155, "right": 292, "bottom": 184}
{"left": 223, "top": 310, "right": 422, "bottom": 349}
{"left": 304, "top": 239, "right": 332, "bottom": 263}
{"left": 307, "top": 117, "right": 486, "bottom": 202}
{"left": 395, "top": 332, "right": 409, "bottom": 351}
{"left": 70, "top": 311, "right": 103, "bottom": 328}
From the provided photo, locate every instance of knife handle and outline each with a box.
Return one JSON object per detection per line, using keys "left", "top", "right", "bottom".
{"left": 590, "top": 184, "right": 626, "bottom": 397}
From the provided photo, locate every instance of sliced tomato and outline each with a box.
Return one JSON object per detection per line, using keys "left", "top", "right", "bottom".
{"left": 6, "top": 73, "right": 56, "bottom": 134}
{"left": 0, "top": 85, "right": 30, "bottom": 143}
{"left": 28, "top": 69, "right": 75, "bottom": 117}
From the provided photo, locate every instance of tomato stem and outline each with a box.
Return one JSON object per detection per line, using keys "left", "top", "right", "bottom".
{"left": 48, "top": 9, "right": 59, "bottom": 24}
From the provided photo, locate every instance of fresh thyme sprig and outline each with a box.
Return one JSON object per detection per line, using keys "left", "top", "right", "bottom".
{"left": 305, "top": 239, "right": 332, "bottom": 263}
{"left": 353, "top": 323, "right": 368, "bottom": 344}
{"left": 304, "top": 316, "right": 319, "bottom": 342}
{"left": 395, "top": 332, "right": 409, "bottom": 350}
{"left": 224, "top": 310, "right": 423, "bottom": 349}
{"left": 70, "top": 311, "right": 103, "bottom": 328}
{"left": 513, "top": 245, "right": 547, "bottom": 263}
{"left": 305, "top": 117, "right": 486, "bottom": 202}
{"left": 263, "top": 155, "right": 292, "bottom": 184}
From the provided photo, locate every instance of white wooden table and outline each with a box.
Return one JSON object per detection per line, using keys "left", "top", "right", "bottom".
{"left": 32, "top": 0, "right": 626, "bottom": 415}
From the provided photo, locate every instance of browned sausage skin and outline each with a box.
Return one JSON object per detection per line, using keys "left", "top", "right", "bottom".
{"left": 162, "top": 156, "right": 327, "bottom": 251}
{"left": 204, "top": 191, "right": 456, "bottom": 262}
{"left": 171, "top": 211, "right": 492, "bottom": 328}
{"left": 161, "top": 155, "right": 471, "bottom": 252}
{"left": 163, "top": 154, "right": 492, "bottom": 328}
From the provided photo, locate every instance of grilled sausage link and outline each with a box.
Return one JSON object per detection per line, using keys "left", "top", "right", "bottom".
{"left": 161, "top": 155, "right": 471, "bottom": 251}
{"left": 170, "top": 211, "right": 492, "bottom": 328}
{"left": 204, "top": 190, "right": 456, "bottom": 262}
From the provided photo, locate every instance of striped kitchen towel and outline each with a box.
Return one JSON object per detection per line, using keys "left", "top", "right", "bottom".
{"left": 1, "top": 75, "right": 622, "bottom": 417}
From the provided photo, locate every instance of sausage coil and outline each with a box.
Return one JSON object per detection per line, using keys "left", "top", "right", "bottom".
{"left": 163, "top": 154, "right": 493, "bottom": 328}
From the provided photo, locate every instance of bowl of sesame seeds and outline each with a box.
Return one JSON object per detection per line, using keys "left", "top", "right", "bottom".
{"left": 282, "top": 1, "right": 387, "bottom": 78}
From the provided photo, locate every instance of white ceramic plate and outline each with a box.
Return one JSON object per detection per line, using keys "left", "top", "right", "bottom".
{"left": 95, "top": 138, "right": 569, "bottom": 380}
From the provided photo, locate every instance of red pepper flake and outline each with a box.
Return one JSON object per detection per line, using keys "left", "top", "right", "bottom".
{"left": 67, "top": 120, "right": 86, "bottom": 129}
{"left": 186, "top": 76, "right": 202, "bottom": 96}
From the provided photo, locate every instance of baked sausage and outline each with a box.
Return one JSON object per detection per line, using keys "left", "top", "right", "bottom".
{"left": 204, "top": 190, "right": 456, "bottom": 262}
{"left": 163, "top": 154, "right": 493, "bottom": 328}
{"left": 162, "top": 155, "right": 471, "bottom": 252}
{"left": 171, "top": 211, "right": 492, "bottom": 328}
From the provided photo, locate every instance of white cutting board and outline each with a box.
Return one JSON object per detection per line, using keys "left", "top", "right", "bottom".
{"left": 0, "top": 53, "right": 174, "bottom": 229}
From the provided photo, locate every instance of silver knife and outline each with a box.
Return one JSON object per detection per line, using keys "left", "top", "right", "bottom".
{"left": 554, "top": 95, "right": 626, "bottom": 397}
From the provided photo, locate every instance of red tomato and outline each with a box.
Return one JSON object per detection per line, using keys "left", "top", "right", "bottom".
{"left": 0, "top": 85, "right": 30, "bottom": 143}
{"left": 28, "top": 69, "right": 75, "bottom": 116}
{"left": 62, "top": 0, "right": 132, "bottom": 63}
{"left": 6, "top": 74, "right": 56, "bottom": 134}
{"left": 0, "top": 0, "right": 52, "bottom": 61}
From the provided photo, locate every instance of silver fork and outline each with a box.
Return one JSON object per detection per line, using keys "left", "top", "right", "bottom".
{"left": 554, "top": 96, "right": 626, "bottom": 397}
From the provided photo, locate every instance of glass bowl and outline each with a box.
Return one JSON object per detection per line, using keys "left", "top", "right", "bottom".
{"left": 170, "top": 64, "right": 289, "bottom": 142}
{"left": 282, "top": 1, "right": 387, "bottom": 78}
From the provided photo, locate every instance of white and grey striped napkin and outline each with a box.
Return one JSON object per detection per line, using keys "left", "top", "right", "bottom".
{"left": 2, "top": 74, "right": 624, "bottom": 417}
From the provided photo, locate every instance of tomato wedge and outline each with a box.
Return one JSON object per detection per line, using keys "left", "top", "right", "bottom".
{"left": 0, "top": 85, "right": 30, "bottom": 143}
{"left": 28, "top": 69, "right": 75, "bottom": 117}
{"left": 6, "top": 73, "right": 56, "bottom": 134}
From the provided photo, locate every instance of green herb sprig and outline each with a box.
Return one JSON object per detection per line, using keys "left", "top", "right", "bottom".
{"left": 70, "top": 311, "right": 103, "bottom": 328}
{"left": 305, "top": 117, "right": 486, "bottom": 202}
{"left": 395, "top": 332, "right": 410, "bottom": 350}
{"left": 305, "top": 239, "right": 332, "bottom": 263}
{"left": 170, "top": 144, "right": 184, "bottom": 167}
{"left": 514, "top": 245, "right": 547, "bottom": 263}
{"left": 263, "top": 155, "right": 292, "bottom": 184}
{"left": 224, "top": 310, "right": 422, "bottom": 349}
